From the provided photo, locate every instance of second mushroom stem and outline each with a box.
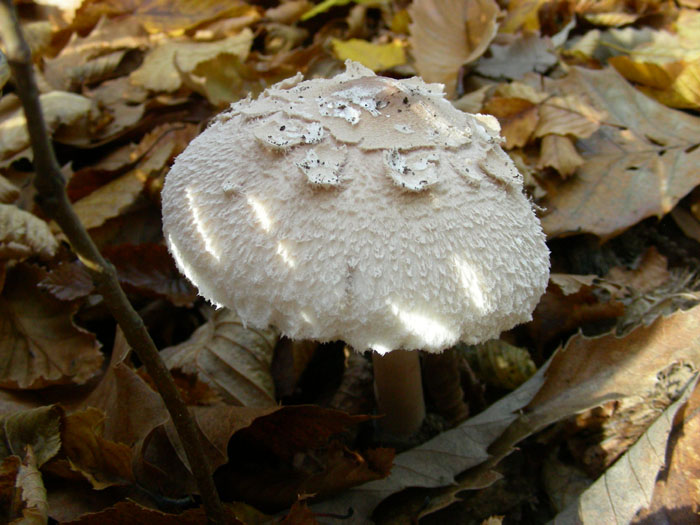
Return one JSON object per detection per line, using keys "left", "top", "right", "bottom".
{"left": 372, "top": 349, "right": 425, "bottom": 437}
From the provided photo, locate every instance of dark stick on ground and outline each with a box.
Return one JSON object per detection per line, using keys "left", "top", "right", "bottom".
{"left": 0, "top": 3, "right": 228, "bottom": 524}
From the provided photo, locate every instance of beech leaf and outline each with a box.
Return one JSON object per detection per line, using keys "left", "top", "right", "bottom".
{"left": 553, "top": 374, "right": 698, "bottom": 524}
{"left": 161, "top": 308, "right": 278, "bottom": 407}
{"left": 409, "top": 0, "right": 500, "bottom": 97}
{"left": 541, "top": 67, "right": 700, "bottom": 238}
{"left": 0, "top": 265, "right": 103, "bottom": 389}
{"left": 0, "top": 405, "right": 62, "bottom": 467}
{"left": 0, "top": 204, "right": 58, "bottom": 261}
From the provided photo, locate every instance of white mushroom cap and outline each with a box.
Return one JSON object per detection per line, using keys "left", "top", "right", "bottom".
{"left": 162, "top": 61, "right": 550, "bottom": 355}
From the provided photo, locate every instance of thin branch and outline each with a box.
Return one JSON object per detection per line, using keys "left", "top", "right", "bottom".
{"left": 0, "top": 3, "right": 228, "bottom": 524}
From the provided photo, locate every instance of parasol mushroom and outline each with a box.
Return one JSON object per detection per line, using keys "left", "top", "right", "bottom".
{"left": 161, "top": 61, "right": 550, "bottom": 437}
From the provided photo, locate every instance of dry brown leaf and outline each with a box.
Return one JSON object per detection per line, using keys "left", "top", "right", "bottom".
{"left": 57, "top": 408, "right": 134, "bottom": 489}
{"left": 533, "top": 94, "right": 605, "bottom": 139}
{"left": 43, "top": 16, "right": 148, "bottom": 91}
{"left": 74, "top": 0, "right": 257, "bottom": 36}
{"left": 605, "top": 246, "right": 670, "bottom": 293}
{"left": 39, "top": 261, "right": 94, "bottom": 301}
{"left": 540, "top": 67, "right": 700, "bottom": 238}
{"left": 0, "top": 405, "right": 62, "bottom": 467}
{"left": 0, "top": 265, "right": 102, "bottom": 390}
{"left": 161, "top": 308, "right": 278, "bottom": 407}
{"left": 0, "top": 176, "right": 19, "bottom": 204}
{"left": 312, "top": 364, "right": 549, "bottom": 521}
{"left": 129, "top": 31, "right": 253, "bottom": 93}
{"left": 633, "top": 379, "right": 700, "bottom": 523}
{"left": 0, "top": 204, "right": 58, "bottom": 261}
{"left": 102, "top": 243, "right": 197, "bottom": 306}
{"left": 409, "top": 0, "right": 500, "bottom": 97}
{"left": 60, "top": 500, "right": 243, "bottom": 525}
{"left": 81, "top": 328, "right": 167, "bottom": 446}
{"left": 11, "top": 448, "right": 49, "bottom": 525}
{"left": 475, "top": 33, "right": 557, "bottom": 80}
{"left": 529, "top": 306, "right": 700, "bottom": 419}
{"left": 72, "top": 170, "right": 146, "bottom": 230}
{"left": 554, "top": 374, "right": 697, "bottom": 524}
{"left": 481, "top": 96, "right": 539, "bottom": 149}
{"left": 0, "top": 92, "right": 95, "bottom": 163}
{"left": 537, "top": 134, "right": 584, "bottom": 178}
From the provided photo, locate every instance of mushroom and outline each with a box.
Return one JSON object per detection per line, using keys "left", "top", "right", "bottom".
{"left": 161, "top": 61, "right": 550, "bottom": 437}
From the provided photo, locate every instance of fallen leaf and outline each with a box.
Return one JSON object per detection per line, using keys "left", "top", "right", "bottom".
{"left": 537, "top": 134, "right": 584, "bottom": 178}
{"left": 0, "top": 92, "right": 95, "bottom": 162}
{"left": 553, "top": 374, "right": 698, "bottom": 524}
{"left": 463, "top": 339, "right": 536, "bottom": 390}
{"left": 409, "top": 0, "right": 500, "bottom": 97}
{"left": 331, "top": 38, "right": 406, "bottom": 72}
{"left": 81, "top": 328, "right": 167, "bottom": 446}
{"left": 312, "top": 363, "right": 549, "bottom": 521}
{"left": 161, "top": 308, "right": 278, "bottom": 407}
{"left": 11, "top": 447, "right": 49, "bottom": 525}
{"left": 102, "top": 243, "right": 197, "bottom": 306}
{"left": 500, "top": 0, "right": 548, "bottom": 33}
{"left": 633, "top": 377, "right": 700, "bottom": 523}
{"left": 57, "top": 408, "right": 134, "bottom": 489}
{"left": 605, "top": 246, "right": 670, "bottom": 293}
{"left": 533, "top": 94, "right": 605, "bottom": 139}
{"left": 475, "top": 33, "right": 557, "bottom": 80}
{"left": 540, "top": 67, "right": 700, "bottom": 238}
{"left": 0, "top": 175, "right": 19, "bottom": 204}
{"left": 481, "top": 96, "right": 539, "bottom": 149}
{"left": 129, "top": 31, "right": 253, "bottom": 93}
{"left": 74, "top": 0, "right": 257, "bottom": 36}
{"left": 42, "top": 16, "right": 149, "bottom": 91}
{"left": 0, "top": 204, "right": 58, "bottom": 261}
{"left": 72, "top": 170, "right": 146, "bottom": 230}
{"left": 39, "top": 261, "right": 94, "bottom": 301}
{"left": 180, "top": 52, "right": 260, "bottom": 107}
{"left": 279, "top": 500, "right": 320, "bottom": 525}
{"left": 0, "top": 405, "right": 62, "bottom": 466}
{"left": 0, "top": 265, "right": 103, "bottom": 389}
{"left": 529, "top": 305, "right": 700, "bottom": 421}
{"left": 60, "top": 500, "right": 243, "bottom": 525}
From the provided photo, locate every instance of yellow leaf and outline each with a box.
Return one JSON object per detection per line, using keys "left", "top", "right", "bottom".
{"left": 331, "top": 39, "right": 406, "bottom": 72}
{"left": 609, "top": 55, "right": 682, "bottom": 90}
{"left": 130, "top": 30, "right": 253, "bottom": 93}
{"left": 501, "top": 0, "right": 547, "bottom": 33}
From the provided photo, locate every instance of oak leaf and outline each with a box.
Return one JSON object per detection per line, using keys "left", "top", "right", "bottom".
{"left": 537, "top": 134, "right": 584, "bottom": 178}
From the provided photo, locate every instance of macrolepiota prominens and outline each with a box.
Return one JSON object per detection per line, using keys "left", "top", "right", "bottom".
{"left": 161, "top": 61, "right": 550, "bottom": 437}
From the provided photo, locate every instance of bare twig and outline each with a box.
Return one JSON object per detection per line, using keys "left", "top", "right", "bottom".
{"left": 0, "top": 3, "right": 228, "bottom": 523}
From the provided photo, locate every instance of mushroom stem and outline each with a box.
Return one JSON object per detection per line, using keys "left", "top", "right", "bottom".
{"left": 372, "top": 349, "right": 425, "bottom": 437}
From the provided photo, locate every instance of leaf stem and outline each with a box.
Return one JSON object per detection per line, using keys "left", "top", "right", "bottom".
{"left": 0, "top": 3, "right": 228, "bottom": 524}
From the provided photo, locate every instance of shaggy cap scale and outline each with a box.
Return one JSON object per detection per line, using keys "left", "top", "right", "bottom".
{"left": 162, "top": 61, "right": 550, "bottom": 354}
